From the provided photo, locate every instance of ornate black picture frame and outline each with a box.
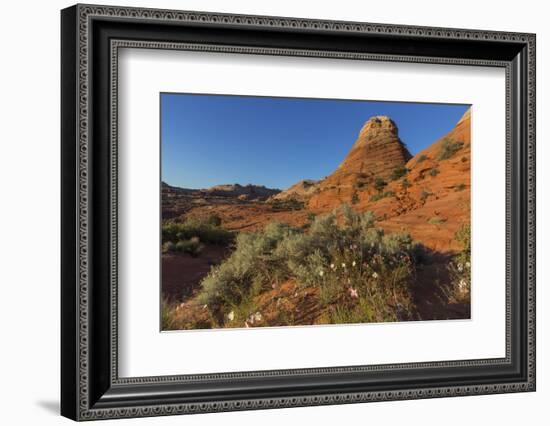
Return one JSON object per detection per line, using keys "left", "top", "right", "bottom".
{"left": 61, "top": 4, "right": 536, "bottom": 421}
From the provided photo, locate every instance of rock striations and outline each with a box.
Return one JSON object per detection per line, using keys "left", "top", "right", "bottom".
{"left": 309, "top": 115, "right": 412, "bottom": 209}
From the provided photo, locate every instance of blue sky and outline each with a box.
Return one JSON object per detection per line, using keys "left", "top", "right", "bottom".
{"left": 161, "top": 93, "right": 469, "bottom": 190}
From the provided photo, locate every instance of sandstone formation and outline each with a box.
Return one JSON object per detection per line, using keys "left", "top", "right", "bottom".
{"left": 270, "top": 179, "right": 319, "bottom": 202}
{"left": 308, "top": 116, "right": 412, "bottom": 209}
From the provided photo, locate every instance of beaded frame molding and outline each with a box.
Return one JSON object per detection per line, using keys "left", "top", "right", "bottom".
{"left": 61, "top": 4, "right": 536, "bottom": 421}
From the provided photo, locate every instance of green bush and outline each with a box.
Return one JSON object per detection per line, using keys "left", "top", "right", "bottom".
{"left": 416, "top": 154, "right": 428, "bottom": 164}
{"left": 446, "top": 223, "right": 471, "bottom": 303}
{"left": 427, "top": 216, "right": 447, "bottom": 225}
{"left": 175, "top": 236, "right": 203, "bottom": 257}
{"left": 206, "top": 214, "right": 222, "bottom": 227}
{"left": 269, "top": 198, "right": 304, "bottom": 211}
{"left": 369, "top": 191, "right": 395, "bottom": 202}
{"left": 420, "top": 190, "right": 433, "bottom": 202}
{"left": 198, "top": 222, "right": 293, "bottom": 321}
{"left": 307, "top": 212, "right": 317, "bottom": 222}
{"left": 351, "top": 191, "right": 359, "bottom": 204}
{"left": 197, "top": 205, "right": 417, "bottom": 326}
{"left": 455, "top": 223, "right": 471, "bottom": 262}
{"left": 162, "top": 218, "right": 233, "bottom": 246}
{"left": 437, "top": 138, "right": 464, "bottom": 160}
{"left": 401, "top": 178, "right": 411, "bottom": 189}
{"left": 373, "top": 176, "right": 387, "bottom": 192}
{"left": 429, "top": 168, "right": 440, "bottom": 177}
{"left": 162, "top": 241, "right": 176, "bottom": 253}
{"left": 390, "top": 167, "right": 408, "bottom": 181}
{"left": 454, "top": 183, "right": 466, "bottom": 192}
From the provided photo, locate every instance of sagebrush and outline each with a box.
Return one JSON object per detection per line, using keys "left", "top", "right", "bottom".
{"left": 197, "top": 205, "right": 419, "bottom": 326}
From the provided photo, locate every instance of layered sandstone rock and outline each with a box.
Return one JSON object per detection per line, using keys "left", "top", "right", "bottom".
{"left": 308, "top": 116, "right": 412, "bottom": 209}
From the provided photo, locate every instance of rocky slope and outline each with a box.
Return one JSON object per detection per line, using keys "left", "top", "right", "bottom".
{"left": 374, "top": 108, "right": 471, "bottom": 251}
{"left": 269, "top": 179, "right": 319, "bottom": 202}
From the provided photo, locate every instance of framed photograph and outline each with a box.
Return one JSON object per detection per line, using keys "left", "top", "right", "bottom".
{"left": 61, "top": 4, "right": 536, "bottom": 421}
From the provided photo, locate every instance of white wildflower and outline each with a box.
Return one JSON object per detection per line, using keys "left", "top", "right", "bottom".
{"left": 465, "top": 262, "right": 471, "bottom": 268}
{"left": 457, "top": 263, "right": 464, "bottom": 272}
{"left": 319, "top": 270, "right": 324, "bottom": 277}
{"left": 203, "top": 304, "right": 208, "bottom": 309}
{"left": 372, "top": 272, "right": 379, "bottom": 279}
{"left": 349, "top": 288, "right": 359, "bottom": 298}
{"left": 352, "top": 261, "right": 356, "bottom": 267}
{"left": 253, "top": 312, "right": 262, "bottom": 322}
{"left": 227, "top": 311, "right": 235, "bottom": 321}
{"left": 330, "top": 263, "right": 336, "bottom": 270}
{"left": 342, "top": 263, "right": 346, "bottom": 268}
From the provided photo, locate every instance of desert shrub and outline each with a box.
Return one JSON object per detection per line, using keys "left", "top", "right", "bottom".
{"left": 162, "top": 218, "right": 233, "bottom": 246}
{"left": 197, "top": 205, "right": 417, "bottom": 326}
{"left": 351, "top": 191, "right": 359, "bottom": 204}
{"left": 198, "top": 222, "right": 293, "bottom": 321}
{"left": 390, "top": 167, "right": 408, "bottom": 181}
{"left": 427, "top": 216, "right": 447, "bottom": 225}
{"left": 446, "top": 223, "right": 471, "bottom": 303}
{"left": 401, "top": 178, "right": 411, "bottom": 189}
{"left": 161, "top": 299, "right": 214, "bottom": 331}
{"left": 373, "top": 176, "right": 387, "bottom": 192}
{"left": 161, "top": 299, "right": 175, "bottom": 330}
{"left": 307, "top": 212, "right": 317, "bottom": 222}
{"left": 269, "top": 198, "right": 304, "bottom": 211}
{"left": 416, "top": 154, "right": 428, "bottom": 164}
{"left": 454, "top": 183, "right": 466, "bottom": 192}
{"left": 429, "top": 168, "right": 440, "bottom": 177}
{"left": 461, "top": 156, "right": 468, "bottom": 163}
{"left": 175, "top": 236, "right": 203, "bottom": 257}
{"left": 454, "top": 223, "right": 471, "bottom": 263}
{"left": 420, "top": 190, "right": 433, "bottom": 202}
{"left": 162, "top": 241, "right": 176, "bottom": 253}
{"left": 206, "top": 213, "right": 222, "bottom": 227}
{"left": 437, "top": 138, "right": 464, "bottom": 160}
{"left": 369, "top": 191, "right": 395, "bottom": 202}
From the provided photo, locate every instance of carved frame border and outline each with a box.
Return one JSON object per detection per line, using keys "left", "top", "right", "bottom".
{"left": 62, "top": 3, "right": 535, "bottom": 421}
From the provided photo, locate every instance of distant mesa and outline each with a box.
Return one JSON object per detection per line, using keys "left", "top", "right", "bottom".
{"left": 203, "top": 183, "right": 280, "bottom": 200}
{"left": 162, "top": 181, "right": 280, "bottom": 201}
